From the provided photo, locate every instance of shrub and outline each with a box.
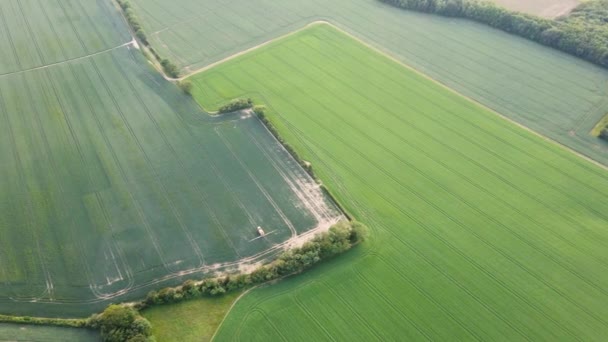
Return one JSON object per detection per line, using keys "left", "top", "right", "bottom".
{"left": 600, "top": 126, "right": 608, "bottom": 140}
{"left": 178, "top": 80, "right": 194, "bottom": 95}
{"left": 92, "top": 305, "right": 154, "bottom": 342}
{"left": 218, "top": 98, "right": 253, "bottom": 113}
{"left": 160, "top": 59, "right": 180, "bottom": 78}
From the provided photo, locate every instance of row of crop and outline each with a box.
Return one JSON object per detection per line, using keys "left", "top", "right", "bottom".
{"left": 115, "top": 0, "right": 180, "bottom": 78}
{"left": 378, "top": 0, "right": 608, "bottom": 70}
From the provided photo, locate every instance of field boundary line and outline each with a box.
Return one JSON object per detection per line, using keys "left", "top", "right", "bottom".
{"left": 181, "top": 20, "right": 608, "bottom": 172}
{"left": 0, "top": 40, "right": 134, "bottom": 79}
{"left": 210, "top": 286, "right": 258, "bottom": 342}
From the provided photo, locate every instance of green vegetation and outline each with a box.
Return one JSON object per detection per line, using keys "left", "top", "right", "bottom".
{"left": 189, "top": 24, "right": 608, "bottom": 340}
{"left": 0, "top": 314, "right": 87, "bottom": 328}
{"left": 217, "top": 98, "right": 253, "bottom": 114}
{"left": 142, "top": 293, "right": 240, "bottom": 342}
{"left": 0, "top": 0, "right": 341, "bottom": 318}
{"left": 381, "top": 0, "right": 608, "bottom": 69}
{"left": 0, "top": 323, "right": 100, "bottom": 342}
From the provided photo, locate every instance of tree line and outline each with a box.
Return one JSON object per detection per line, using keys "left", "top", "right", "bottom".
{"left": 116, "top": 0, "right": 180, "bottom": 78}
{"left": 138, "top": 220, "right": 367, "bottom": 308}
{"left": 379, "top": 0, "right": 608, "bottom": 69}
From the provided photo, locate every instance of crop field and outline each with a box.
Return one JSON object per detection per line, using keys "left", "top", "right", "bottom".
{"left": 0, "top": 0, "right": 341, "bottom": 318}
{"left": 0, "top": 0, "right": 131, "bottom": 74}
{"left": 489, "top": 0, "right": 579, "bottom": 17}
{"left": 189, "top": 24, "right": 608, "bottom": 340}
{"left": 130, "top": 0, "right": 608, "bottom": 167}
{"left": 0, "top": 323, "right": 99, "bottom": 341}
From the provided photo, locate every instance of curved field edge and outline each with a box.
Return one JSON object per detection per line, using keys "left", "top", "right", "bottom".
{"left": 188, "top": 24, "right": 608, "bottom": 340}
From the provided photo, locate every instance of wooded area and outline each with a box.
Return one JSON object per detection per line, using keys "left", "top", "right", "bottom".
{"left": 379, "top": 0, "right": 608, "bottom": 68}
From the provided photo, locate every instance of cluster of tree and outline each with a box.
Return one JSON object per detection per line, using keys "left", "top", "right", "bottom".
{"left": 116, "top": 0, "right": 148, "bottom": 45}
{"left": 217, "top": 98, "right": 254, "bottom": 113}
{"left": 87, "top": 305, "right": 154, "bottom": 342}
{"left": 138, "top": 221, "right": 367, "bottom": 309}
{"left": 160, "top": 59, "right": 180, "bottom": 79}
{"left": 379, "top": 0, "right": 608, "bottom": 68}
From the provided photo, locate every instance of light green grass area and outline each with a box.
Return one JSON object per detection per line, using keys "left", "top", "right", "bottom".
{"left": 142, "top": 291, "right": 240, "bottom": 342}
{"left": 131, "top": 0, "right": 608, "bottom": 166}
{"left": 0, "top": 0, "right": 340, "bottom": 318}
{"left": 189, "top": 24, "right": 608, "bottom": 340}
{"left": 0, "top": 323, "right": 99, "bottom": 342}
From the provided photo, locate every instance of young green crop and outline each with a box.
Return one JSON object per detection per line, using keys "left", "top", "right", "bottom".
{"left": 189, "top": 24, "right": 608, "bottom": 340}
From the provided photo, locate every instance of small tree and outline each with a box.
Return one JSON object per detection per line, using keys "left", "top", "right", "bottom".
{"left": 600, "top": 127, "right": 608, "bottom": 140}
{"left": 160, "top": 59, "right": 180, "bottom": 78}
{"left": 178, "top": 80, "right": 193, "bottom": 95}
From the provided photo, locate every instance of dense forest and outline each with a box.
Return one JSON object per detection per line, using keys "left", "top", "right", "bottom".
{"left": 379, "top": 0, "right": 608, "bottom": 68}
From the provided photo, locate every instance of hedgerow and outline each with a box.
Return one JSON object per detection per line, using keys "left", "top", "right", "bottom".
{"left": 116, "top": 0, "right": 180, "bottom": 78}
{"left": 137, "top": 220, "right": 367, "bottom": 310}
{"left": 217, "top": 98, "right": 254, "bottom": 113}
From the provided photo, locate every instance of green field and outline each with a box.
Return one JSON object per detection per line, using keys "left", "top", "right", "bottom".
{"left": 188, "top": 24, "right": 608, "bottom": 340}
{"left": 0, "top": 323, "right": 99, "bottom": 342}
{"left": 0, "top": 0, "right": 131, "bottom": 74}
{"left": 130, "top": 0, "right": 608, "bottom": 167}
{"left": 0, "top": 1, "right": 341, "bottom": 317}
{"left": 142, "top": 291, "right": 240, "bottom": 341}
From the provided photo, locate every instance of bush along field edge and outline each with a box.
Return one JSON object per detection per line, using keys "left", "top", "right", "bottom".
{"left": 114, "top": 0, "right": 181, "bottom": 80}
{"left": 592, "top": 113, "right": 608, "bottom": 140}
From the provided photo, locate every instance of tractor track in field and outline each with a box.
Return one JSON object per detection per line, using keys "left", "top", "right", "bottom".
{"left": 0, "top": 40, "right": 135, "bottom": 79}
